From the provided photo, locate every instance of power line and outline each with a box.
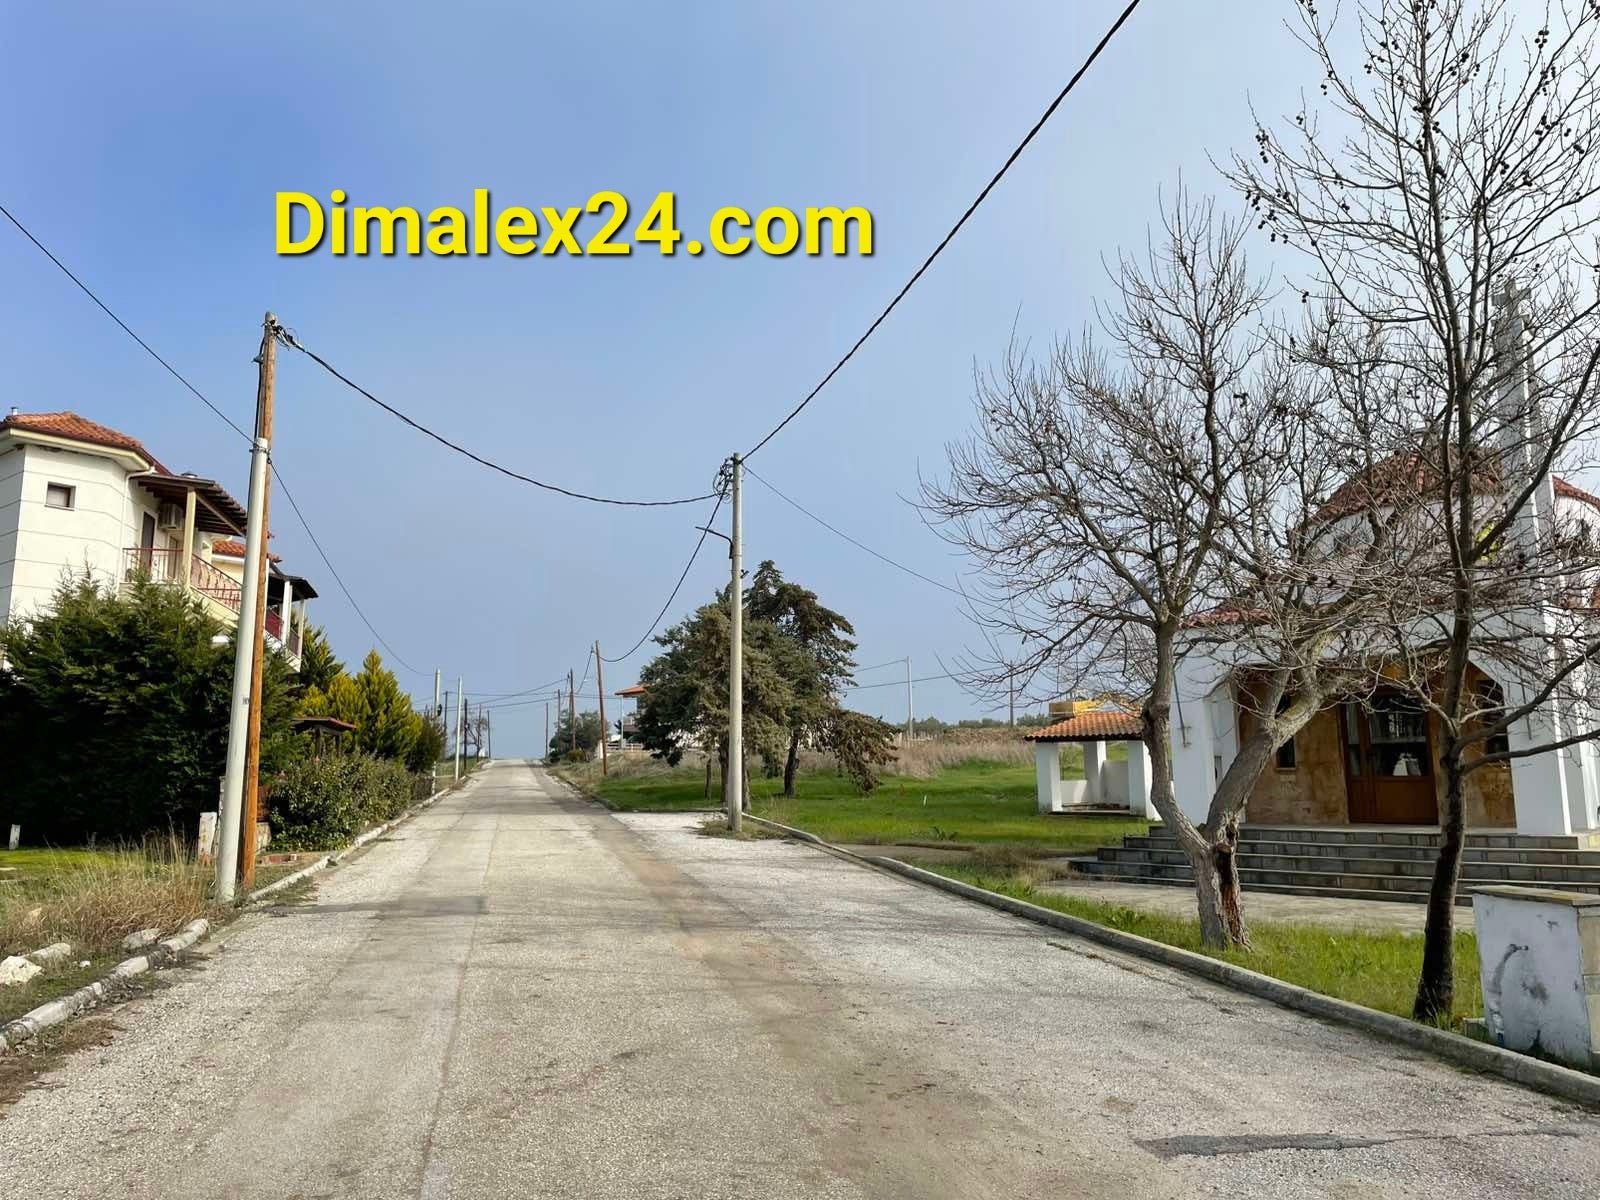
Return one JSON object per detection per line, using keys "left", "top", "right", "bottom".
{"left": 0, "top": 201, "right": 439, "bottom": 681}
{"left": 476, "top": 677, "right": 567, "bottom": 701}
{"left": 855, "top": 658, "right": 910, "bottom": 674}
{"left": 600, "top": 489, "right": 727, "bottom": 664}
{"left": 741, "top": 0, "right": 1144, "bottom": 458}
{"left": 277, "top": 330, "right": 718, "bottom": 509}
{"left": 0, "top": 202, "right": 252, "bottom": 442}
{"left": 270, "top": 465, "right": 428, "bottom": 677}
{"left": 838, "top": 670, "right": 966, "bottom": 694}
{"left": 745, "top": 465, "right": 967, "bottom": 598}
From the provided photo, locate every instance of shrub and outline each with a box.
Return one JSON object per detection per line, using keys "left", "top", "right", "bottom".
{"left": 0, "top": 575, "right": 299, "bottom": 845}
{"left": 266, "top": 754, "right": 418, "bottom": 850}
{"left": 266, "top": 757, "right": 363, "bottom": 850}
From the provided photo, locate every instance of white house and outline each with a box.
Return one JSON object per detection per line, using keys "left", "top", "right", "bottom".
{"left": 0, "top": 409, "right": 314, "bottom": 666}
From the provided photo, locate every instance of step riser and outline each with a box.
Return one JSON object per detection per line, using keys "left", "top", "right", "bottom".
{"left": 1073, "top": 874, "right": 1472, "bottom": 907}
{"left": 1100, "top": 848, "right": 1600, "bottom": 883}
{"left": 1074, "top": 859, "right": 1600, "bottom": 897}
{"left": 1123, "top": 837, "right": 1600, "bottom": 866}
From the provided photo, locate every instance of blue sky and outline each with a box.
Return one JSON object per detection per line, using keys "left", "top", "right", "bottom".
{"left": 3, "top": 2, "right": 1314, "bottom": 752}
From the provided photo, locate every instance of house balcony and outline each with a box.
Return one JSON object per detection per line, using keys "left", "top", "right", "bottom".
{"left": 123, "top": 547, "right": 304, "bottom": 664}
{"left": 124, "top": 546, "right": 242, "bottom": 622}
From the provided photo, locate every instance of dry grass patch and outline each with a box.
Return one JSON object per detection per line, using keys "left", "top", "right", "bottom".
{"left": 0, "top": 840, "right": 219, "bottom": 959}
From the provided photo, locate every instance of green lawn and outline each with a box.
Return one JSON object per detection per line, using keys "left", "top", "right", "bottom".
{"left": 930, "top": 864, "right": 1482, "bottom": 1024}
{"left": 576, "top": 758, "right": 1150, "bottom": 857}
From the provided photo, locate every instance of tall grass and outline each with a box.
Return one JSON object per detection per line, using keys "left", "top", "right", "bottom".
{"left": 0, "top": 839, "right": 219, "bottom": 957}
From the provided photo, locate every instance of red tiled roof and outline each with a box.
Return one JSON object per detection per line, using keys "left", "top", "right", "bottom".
{"left": 0, "top": 410, "right": 170, "bottom": 473}
{"left": 1026, "top": 709, "right": 1144, "bottom": 742}
{"left": 614, "top": 684, "right": 646, "bottom": 697}
{"left": 1553, "top": 476, "right": 1600, "bottom": 511}
{"left": 211, "top": 538, "right": 281, "bottom": 563}
{"left": 1314, "top": 451, "right": 1600, "bottom": 520}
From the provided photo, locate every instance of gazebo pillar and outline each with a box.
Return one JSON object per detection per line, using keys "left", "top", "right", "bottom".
{"left": 1034, "top": 742, "right": 1063, "bottom": 814}
{"left": 1127, "top": 739, "right": 1157, "bottom": 819}
{"left": 1082, "top": 740, "right": 1106, "bottom": 805}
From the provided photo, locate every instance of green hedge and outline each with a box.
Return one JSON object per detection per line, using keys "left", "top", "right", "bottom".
{"left": 266, "top": 755, "right": 418, "bottom": 851}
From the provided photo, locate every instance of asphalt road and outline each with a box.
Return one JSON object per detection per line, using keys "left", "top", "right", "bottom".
{"left": 5, "top": 760, "right": 1600, "bottom": 1198}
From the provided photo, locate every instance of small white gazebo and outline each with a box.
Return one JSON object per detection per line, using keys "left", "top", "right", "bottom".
{"left": 1025, "top": 705, "right": 1157, "bottom": 819}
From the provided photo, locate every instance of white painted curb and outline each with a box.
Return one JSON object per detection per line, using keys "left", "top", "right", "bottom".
{"left": 743, "top": 813, "right": 1600, "bottom": 1108}
{"left": 0, "top": 777, "right": 468, "bottom": 1055}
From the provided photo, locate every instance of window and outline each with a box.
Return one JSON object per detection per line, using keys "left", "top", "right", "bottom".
{"left": 45, "top": 482, "right": 75, "bottom": 509}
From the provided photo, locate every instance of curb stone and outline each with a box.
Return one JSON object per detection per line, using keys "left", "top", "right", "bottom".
{"left": 0, "top": 777, "right": 470, "bottom": 1056}
{"left": 742, "top": 813, "right": 1600, "bottom": 1109}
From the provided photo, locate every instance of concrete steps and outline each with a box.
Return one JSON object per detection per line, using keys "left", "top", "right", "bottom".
{"left": 1074, "top": 824, "right": 1600, "bottom": 905}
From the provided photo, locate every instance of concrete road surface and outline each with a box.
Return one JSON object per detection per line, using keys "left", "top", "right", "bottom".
{"left": 5, "top": 761, "right": 1599, "bottom": 1198}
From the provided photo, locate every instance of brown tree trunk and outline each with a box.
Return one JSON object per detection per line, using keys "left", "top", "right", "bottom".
{"left": 1414, "top": 761, "right": 1465, "bottom": 1023}
{"left": 783, "top": 732, "right": 800, "bottom": 798}
{"left": 742, "top": 749, "right": 752, "bottom": 811}
{"left": 1214, "top": 819, "right": 1251, "bottom": 948}
{"left": 704, "top": 756, "right": 713, "bottom": 800}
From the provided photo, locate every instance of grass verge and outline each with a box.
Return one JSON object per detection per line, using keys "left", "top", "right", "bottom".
{"left": 0, "top": 842, "right": 221, "bottom": 1025}
{"left": 925, "top": 863, "right": 1482, "bottom": 1024}
{"left": 560, "top": 757, "right": 1148, "bottom": 856}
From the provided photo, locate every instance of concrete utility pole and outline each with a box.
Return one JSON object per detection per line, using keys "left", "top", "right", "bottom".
{"left": 727, "top": 453, "right": 744, "bottom": 833}
{"left": 1009, "top": 673, "right": 1015, "bottom": 729}
{"left": 216, "top": 313, "right": 276, "bottom": 902}
{"left": 905, "top": 657, "right": 914, "bottom": 745}
{"left": 544, "top": 700, "right": 550, "bottom": 761}
{"left": 567, "top": 669, "right": 576, "bottom": 754}
{"left": 433, "top": 669, "right": 442, "bottom": 787}
{"left": 485, "top": 707, "right": 491, "bottom": 760}
{"left": 454, "top": 676, "right": 464, "bottom": 780}
{"left": 595, "top": 640, "right": 609, "bottom": 777}
{"left": 238, "top": 314, "right": 278, "bottom": 891}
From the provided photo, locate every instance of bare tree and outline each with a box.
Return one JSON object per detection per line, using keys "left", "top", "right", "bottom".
{"left": 1230, "top": 0, "right": 1600, "bottom": 1019}
{"left": 926, "top": 193, "right": 1385, "bottom": 947}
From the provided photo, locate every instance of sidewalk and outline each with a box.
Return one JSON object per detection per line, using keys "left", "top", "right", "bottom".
{"left": 1036, "top": 877, "right": 1430, "bottom": 932}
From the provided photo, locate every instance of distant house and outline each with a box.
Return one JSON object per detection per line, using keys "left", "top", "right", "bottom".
{"left": 0, "top": 410, "right": 315, "bottom": 667}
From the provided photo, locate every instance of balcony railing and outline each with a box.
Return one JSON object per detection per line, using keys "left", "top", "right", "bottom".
{"left": 263, "top": 609, "right": 304, "bottom": 657}
{"left": 124, "top": 547, "right": 242, "bottom": 615}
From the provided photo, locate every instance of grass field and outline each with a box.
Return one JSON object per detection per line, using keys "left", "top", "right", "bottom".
{"left": 568, "top": 754, "right": 1149, "bottom": 857}
{"left": 928, "top": 863, "right": 1482, "bottom": 1023}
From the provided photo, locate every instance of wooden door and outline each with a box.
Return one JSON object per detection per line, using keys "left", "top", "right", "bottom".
{"left": 138, "top": 512, "right": 157, "bottom": 573}
{"left": 1342, "top": 693, "right": 1438, "bottom": 824}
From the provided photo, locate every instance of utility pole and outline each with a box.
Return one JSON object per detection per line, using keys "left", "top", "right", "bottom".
{"left": 545, "top": 695, "right": 552, "bottom": 761}
{"left": 905, "top": 656, "right": 914, "bottom": 745}
{"left": 216, "top": 313, "right": 276, "bottom": 902}
{"left": 454, "top": 676, "right": 464, "bottom": 780}
{"left": 433, "top": 669, "right": 442, "bottom": 787}
{"left": 727, "top": 453, "right": 744, "bottom": 833}
{"left": 238, "top": 315, "right": 278, "bottom": 891}
{"left": 485, "top": 706, "right": 491, "bottom": 760}
{"left": 595, "top": 640, "right": 609, "bottom": 777}
{"left": 1009, "top": 674, "right": 1015, "bottom": 729}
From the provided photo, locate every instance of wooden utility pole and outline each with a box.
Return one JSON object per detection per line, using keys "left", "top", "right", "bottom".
{"left": 568, "top": 669, "right": 576, "bottom": 754}
{"left": 544, "top": 699, "right": 550, "bottom": 760}
{"left": 595, "top": 640, "right": 609, "bottom": 776}
{"left": 239, "top": 313, "right": 277, "bottom": 889}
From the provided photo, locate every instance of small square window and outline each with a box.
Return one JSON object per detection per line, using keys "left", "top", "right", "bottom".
{"left": 45, "top": 483, "right": 75, "bottom": 509}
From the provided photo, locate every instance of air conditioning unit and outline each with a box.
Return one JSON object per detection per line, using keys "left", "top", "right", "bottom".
{"left": 156, "top": 500, "right": 184, "bottom": 530}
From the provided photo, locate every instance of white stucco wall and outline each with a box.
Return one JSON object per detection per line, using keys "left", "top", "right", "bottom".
{"left": 0, "top": 442, "right": 156, "bottom": 624}
{"left": 0, "top": 443, "right": 25, "bottom": 621}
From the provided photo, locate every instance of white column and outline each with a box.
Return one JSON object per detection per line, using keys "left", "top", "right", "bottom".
{"left": 1508, "top": 696, "right": 1573, "bottom": 837}
{"left": 1082, "top": 740, "right": 1105, "bottom": 805}
{"left": 1172, "top": 655, "right": 1229, "bottom": 825}
{"left": 1126, "top": 739, "right": 1157, "bottom": 819}
{"left": 1034, "top": 742, "right": 1063, "bottom": 814}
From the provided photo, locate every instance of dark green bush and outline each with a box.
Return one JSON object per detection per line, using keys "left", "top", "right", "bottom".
{"left": 266, "top": 755, "right": 416, "bottom": 850}
{"left": 0, "top": 576, "right": 298, "bottom": 845}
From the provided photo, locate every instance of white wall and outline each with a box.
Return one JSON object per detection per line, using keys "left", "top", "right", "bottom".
{"left": 0, "top": 444, "right": 25, "bottom": 621}
{"left": 1, "top": 443, "right": 153, "bottom": 623}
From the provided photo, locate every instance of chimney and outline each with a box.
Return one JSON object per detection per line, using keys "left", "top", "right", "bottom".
{"left": 6, "top": 407, "right": 16, "bottom": 417}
